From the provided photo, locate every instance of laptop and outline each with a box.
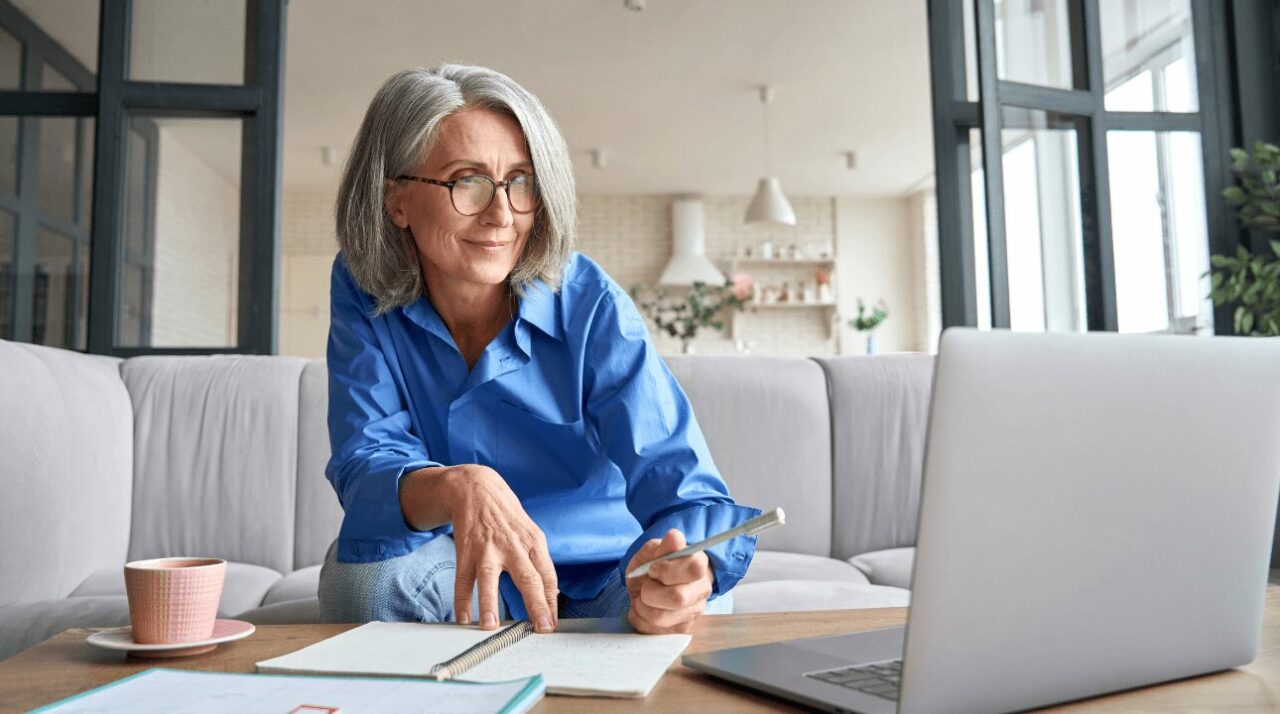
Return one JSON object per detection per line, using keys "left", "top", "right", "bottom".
{"left": 683, "top": 328, "right": 1280, "bottom": 713}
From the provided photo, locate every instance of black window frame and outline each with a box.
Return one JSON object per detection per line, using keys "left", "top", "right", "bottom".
{"left": 927, "top": 0, "right": 1278, "bottom": 336}
{"left": 0, "top": 0, "right": 285, "bottom": 356}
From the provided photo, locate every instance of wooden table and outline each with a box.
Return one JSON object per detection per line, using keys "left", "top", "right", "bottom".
{"left": 4, "top": 588, "right": 1278, "bottom": 713}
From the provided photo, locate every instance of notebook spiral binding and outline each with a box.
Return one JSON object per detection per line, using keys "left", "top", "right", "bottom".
{"left": 430, "top": 620, "right": 535, "bottom": 680}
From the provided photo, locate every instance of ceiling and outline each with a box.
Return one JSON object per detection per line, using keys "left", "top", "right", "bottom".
{"left": 285, "top": 0, "right": 934, "bottom": 196}
{"left": 11, "top": 0, "right": 937, "bottom": 197}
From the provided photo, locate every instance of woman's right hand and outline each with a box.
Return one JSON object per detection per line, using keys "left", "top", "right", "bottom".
{"left": 400, "top": 464, "right": 559, "bottom": 633}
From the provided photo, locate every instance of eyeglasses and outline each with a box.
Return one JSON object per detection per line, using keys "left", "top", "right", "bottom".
{"left": 395, "top": 173, "right": 538, "bottom": 216}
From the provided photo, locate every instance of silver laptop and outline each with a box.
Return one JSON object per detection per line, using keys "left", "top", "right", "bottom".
{"left": 684, "top": 328, "right": 1280, "bottom": 713}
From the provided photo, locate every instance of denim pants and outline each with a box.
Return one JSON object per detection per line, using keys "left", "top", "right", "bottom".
{"left": 318, "top": 535, "right": 734, "bottom": 623}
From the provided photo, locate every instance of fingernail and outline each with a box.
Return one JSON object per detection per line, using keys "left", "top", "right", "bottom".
{"left": 458, "top": 612, "right": 472, "bottom": 625}
{"left": 482, "top": 611, "right": 497, "bottom": 628}
{"left": 537, "top": 616, "right": 553, "bottom": 632}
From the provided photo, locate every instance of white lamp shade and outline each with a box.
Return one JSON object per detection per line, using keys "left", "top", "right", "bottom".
{"left": 744, "top": 177, "right": 797, "bottom": 225}
{"left": 658, "top": 199, "right": 726, "bottom": 286}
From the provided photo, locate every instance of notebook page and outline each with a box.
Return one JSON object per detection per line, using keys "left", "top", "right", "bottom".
{"left": 464, "top": 631, "right": 692, "bottom": 697}
{"left": 256, "top": 622, "right": 493, "bottom": 678}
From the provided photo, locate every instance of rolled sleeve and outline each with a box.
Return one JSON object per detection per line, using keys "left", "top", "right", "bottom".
{"left": 326, "top": 255, "right": 445, "bottom": 563}
{"left": 582, "top": 287, "right": 761, "bottom": 597}
{"left": 621, "top": 502, "right": 762, "bottom": 598}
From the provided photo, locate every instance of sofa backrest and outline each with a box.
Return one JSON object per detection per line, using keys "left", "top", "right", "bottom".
{"left": 294, "top": 360, "right": 342, "bottom": 569}
{"left": 122, "top": 355, "right": 308, "bottom": 575}
{"left": 0, "top": 340, "right": 133, "bottom": 604}
{"left": 665, "top": 356, "right": 834, "bottom": 557}
{"left": 815, "top": 354, "right": 935, "bottom": 559}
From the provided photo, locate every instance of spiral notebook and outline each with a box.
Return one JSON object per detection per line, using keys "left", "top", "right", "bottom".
{"left": 256, "top": 619, "right": 691, "bottom": 698}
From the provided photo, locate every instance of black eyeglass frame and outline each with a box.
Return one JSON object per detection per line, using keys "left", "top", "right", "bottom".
{"left": 394, "top": 174, "right": 538, "bottom": 216}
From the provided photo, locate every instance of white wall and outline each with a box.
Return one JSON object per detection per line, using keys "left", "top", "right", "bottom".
{"left": 577, "top": 195, "right": 839, "bottom": 357}
{"left": 834, "top": 196, "right": 921, "bottom": 354}
{"left": 277, "top": 188, "right": 928, "bottom": 359}
{"left": 150, "top": 125, "right": 239, "bottom": 347}
{"left": 279, "top": 189, "right": 338, "bottom": 359}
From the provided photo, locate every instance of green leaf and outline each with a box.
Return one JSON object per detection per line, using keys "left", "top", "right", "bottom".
{"left": 1223, "top": 186, "right": 1248, "bottom": 204}
{"left": 1242, "top": 311, "right": 1255, "bottom": 335}
{"left": 1263, "top": 202, "right": 1280, "bottom": 217}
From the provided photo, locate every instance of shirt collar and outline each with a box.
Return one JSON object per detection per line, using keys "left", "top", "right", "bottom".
{"left": 400, "top": 294, "right": 454, "bottom": 346}
{"left": 516, "top": 278, "right": 562, "bottom": 342}
{"left": 401, "top": 280, "right": 562, "bottom": 346}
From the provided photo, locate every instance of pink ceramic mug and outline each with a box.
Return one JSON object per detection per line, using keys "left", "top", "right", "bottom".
{"left": 123, "top": 557, "right": 226, "bottom": 644}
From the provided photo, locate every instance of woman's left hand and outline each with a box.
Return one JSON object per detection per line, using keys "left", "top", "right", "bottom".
{"left": 625, "top": 529, "right": 714, "bottom": 634}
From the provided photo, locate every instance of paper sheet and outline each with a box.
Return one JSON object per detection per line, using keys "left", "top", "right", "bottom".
{"left": 33, "top": 667, "right": 544, "bottom": 714}
{"left": 256, "top": 621, "right": 691, "bottom": 697}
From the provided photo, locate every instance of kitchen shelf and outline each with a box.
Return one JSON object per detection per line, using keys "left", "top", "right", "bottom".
{"left": 731, "top": 258, "right": 836, "bottom": 267}
{"left": 745, "top": 301, "right": 837, "bottom": 309}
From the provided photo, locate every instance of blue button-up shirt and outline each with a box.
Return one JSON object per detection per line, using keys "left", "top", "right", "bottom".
{"left": 325, "top": 251, "right": 760, "bottom": 619}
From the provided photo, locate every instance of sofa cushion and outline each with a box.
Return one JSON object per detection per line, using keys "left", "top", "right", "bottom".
{"left": 732, "top": 581, "right": 910, "bottom": 614}
{"left": 294, "top": 361, "right": 343, "bottom": 570}
{"left": 814, "top": 355, "right": 934, "bottom": 559}
{"left": 849, "top": 547, "right": 915, "bottom": 590}
{"left": 0, "top": 341, "right": 132, "bottom": 606}
{"left": 123, "top": 355, "right": 308, "bottom": 574}
{"left": 0, "top": 596, "right": 131, "bottom": 662}
{"left": 238, "top": 597, "right": 322, "bottom": 625}
{"left": 262, "top": 565, "right": 321, "bottom": 606}
{"left": 666, "top": 356, "right": 833, "bottom": 557}
{"left": 69, "top": 562, "right": 282, "bottom": 618}
{"left": 740, "top": 550, "right": 870, "bottom": 587}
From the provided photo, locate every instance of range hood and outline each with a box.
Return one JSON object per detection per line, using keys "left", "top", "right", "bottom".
{"left": 658, "top": 199, "right": 725, "bottom": 286}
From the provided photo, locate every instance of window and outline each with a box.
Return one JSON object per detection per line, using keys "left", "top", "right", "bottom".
{"left": 0, "top": 0, "right": 284, "bottom": 355}
{"left": 928, "top": 0, "right": 1244, "bottom": 335}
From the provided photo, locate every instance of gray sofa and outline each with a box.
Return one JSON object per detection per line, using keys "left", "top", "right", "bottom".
{"left": 0, "top": 338, "right": 934, "bottom": 661}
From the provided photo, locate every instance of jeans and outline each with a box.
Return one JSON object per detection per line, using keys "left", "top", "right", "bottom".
{"left": 318, "top": 535, "right": 734, "bottom": 623}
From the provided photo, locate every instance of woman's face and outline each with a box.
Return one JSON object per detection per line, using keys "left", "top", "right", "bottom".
{"left": 387, "top": 107, "right": 536, "bottom": 292}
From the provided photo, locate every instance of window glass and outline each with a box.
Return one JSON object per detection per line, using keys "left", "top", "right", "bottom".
{"left": 995, "top": 0, "right": 1077, "bottom": 90}
{"left": 0, "top": 210, "right": 12, "bottom": 339}
{"left": 119, "top": 117, "right": 242, "bottom": 347}
{"left": 1101, "top": 0, "right": 1198, "bottom": 112}
{"left": 32, "top": 226, "right": 75, "bottom": 348}
{"left": 130, "top": 0, "right": 245, "bottom": 85}
{"left": 0, "top": 24, "right": 20, "bottom": 90}
{"left": 0, "top": 117, "right": 16, "bottom": 196}
{"left": 1108, "top": 130, "right": 1211, "bottom": 333}
{"left": 37, "top": 117, "right": 79, "bottom": 223}
{"left": 1000, "top": 108, "right": 1085, "bottom": 333}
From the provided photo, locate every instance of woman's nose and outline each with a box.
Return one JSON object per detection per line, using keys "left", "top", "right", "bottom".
{"left": 479, "top": 186, "right": 516, "bottom": 228}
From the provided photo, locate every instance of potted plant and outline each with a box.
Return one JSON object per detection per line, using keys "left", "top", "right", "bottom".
{"left": 1208, "top": 141, "right": 1280, "bottom": 335}
{"left": 631, "top": 274, "right": 752, "bottom": 354}
{"left": 848, "top": 298, "right": 889, "bottom": 355}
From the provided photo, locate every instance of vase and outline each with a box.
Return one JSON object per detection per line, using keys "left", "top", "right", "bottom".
{"left": 865, "top": 332, "right": 878, "bottom": 355}
{"left": 681, "top": 339, "right": 696, "bottom": 355}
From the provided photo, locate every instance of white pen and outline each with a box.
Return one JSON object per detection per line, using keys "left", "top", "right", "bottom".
{"left": 626, "top": 507, "right": 786, "bottom": 579}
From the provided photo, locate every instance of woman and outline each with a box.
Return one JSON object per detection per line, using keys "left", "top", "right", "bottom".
{"left": 319, "top": 64, "right": 759, "bottom": 636}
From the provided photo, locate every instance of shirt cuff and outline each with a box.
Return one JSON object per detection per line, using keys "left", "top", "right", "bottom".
{"left": 619, "top": 503, "right": 763, "bottom": 599}
{"left": 334, "top": 457, "right": 444, "bottom": 563}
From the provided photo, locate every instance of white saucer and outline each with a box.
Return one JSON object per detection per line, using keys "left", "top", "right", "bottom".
{"left": 87, "top": 619, "right": 255, "bottom": 658}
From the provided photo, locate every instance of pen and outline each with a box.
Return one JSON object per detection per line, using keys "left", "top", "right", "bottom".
{"left": 625, "top": 507, "right": 785, "bottom": 579}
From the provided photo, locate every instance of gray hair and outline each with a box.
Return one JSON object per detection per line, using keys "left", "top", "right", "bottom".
{"left": 336, "top": 64, "right": 578, "bottom": 314}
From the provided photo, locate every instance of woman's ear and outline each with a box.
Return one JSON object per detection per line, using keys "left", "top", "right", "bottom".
{"left": 384, "top": 179, "right": 409, "bottom": 229}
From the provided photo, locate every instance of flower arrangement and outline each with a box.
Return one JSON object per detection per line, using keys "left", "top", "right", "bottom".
{"left": 631, "top": 274, "right": 752, "bottom": 353}
{"left": 848, "top": 298, "right": 889, "bottom": 332}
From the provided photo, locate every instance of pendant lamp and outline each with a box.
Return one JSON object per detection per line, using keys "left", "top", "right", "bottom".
{"left": 744, "top": 86, "right": 796, "bottom": 226}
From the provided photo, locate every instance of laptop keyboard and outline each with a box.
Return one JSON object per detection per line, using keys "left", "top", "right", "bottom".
{"left": 805, "top": 658, "right": 902, "bottom": 701}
